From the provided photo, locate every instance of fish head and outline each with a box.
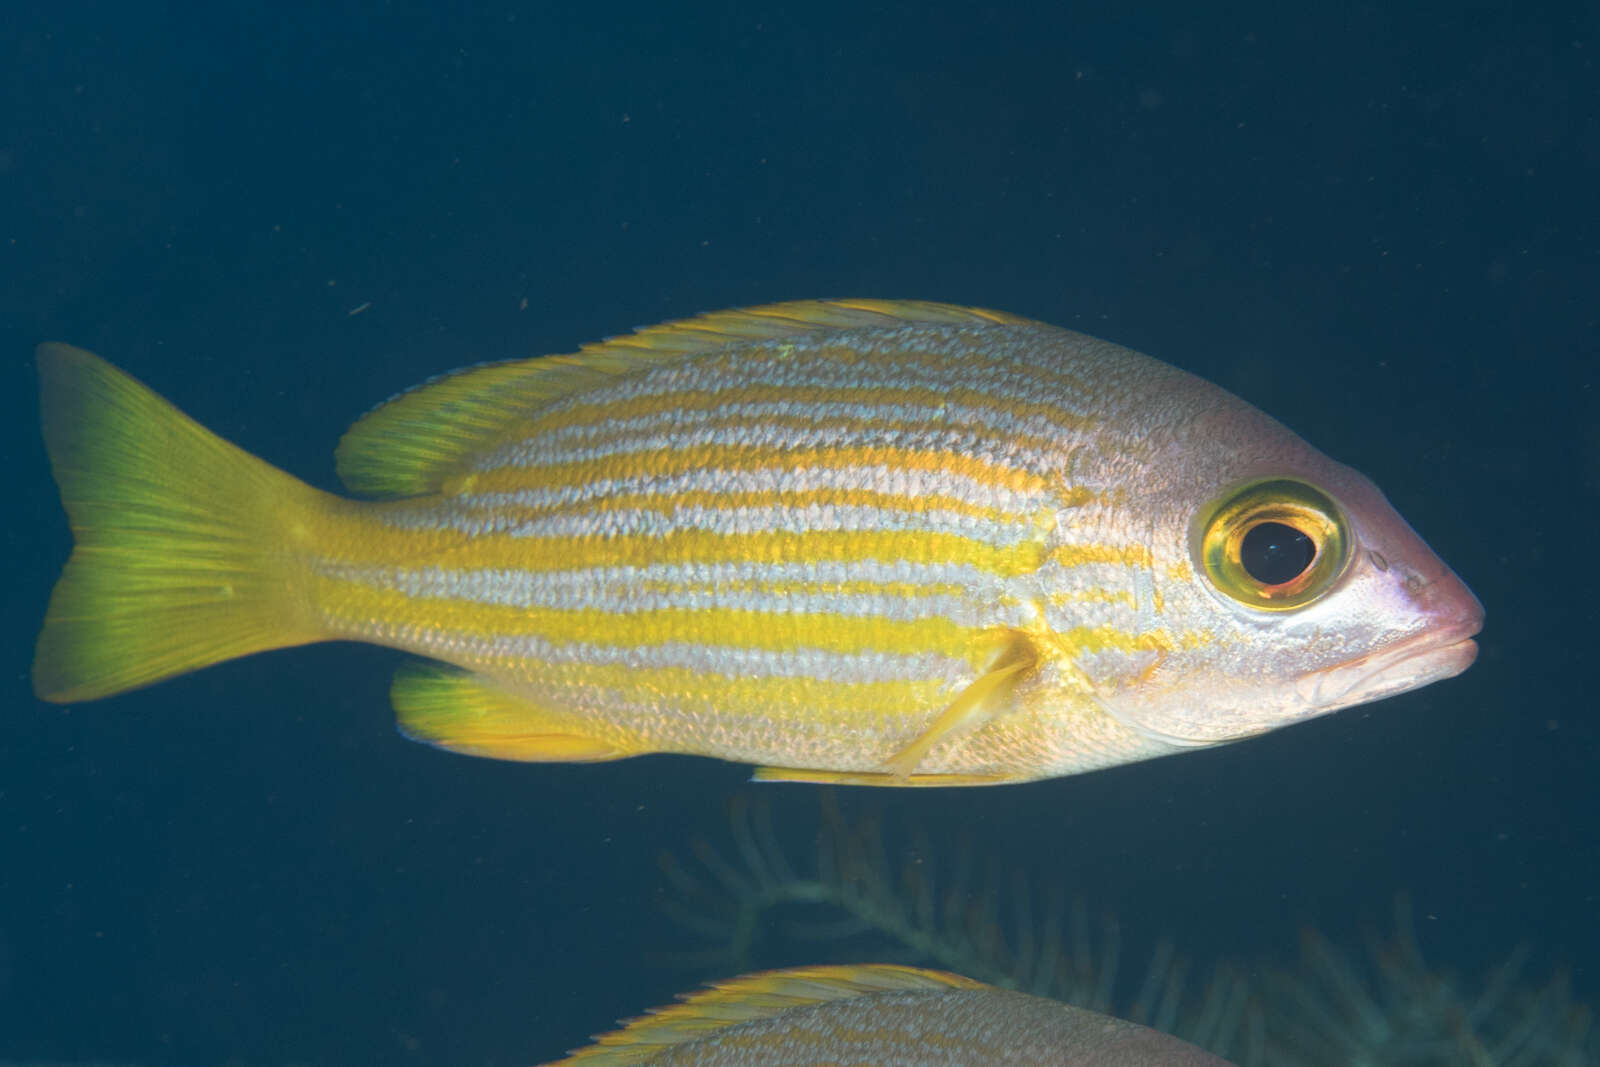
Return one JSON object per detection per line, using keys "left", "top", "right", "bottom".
{"left": 1060, "top": 364, "right": 1484, "bottom": 748}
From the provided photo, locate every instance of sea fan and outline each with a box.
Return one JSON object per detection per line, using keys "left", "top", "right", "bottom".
{"left": 656, "top": 793, "right": 1594, "bottom": 1067}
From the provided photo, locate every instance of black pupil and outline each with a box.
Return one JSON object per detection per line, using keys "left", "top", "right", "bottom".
{"left": 1239, "top": 521, "right": 1316, "bottom": 586}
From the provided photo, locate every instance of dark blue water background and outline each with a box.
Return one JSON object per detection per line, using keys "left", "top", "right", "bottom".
{"left": 2, "top": 3, "right": 1595, "bottom": 1064}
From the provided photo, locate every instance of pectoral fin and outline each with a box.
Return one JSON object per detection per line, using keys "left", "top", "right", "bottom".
{"left": 754, "top": 632, "right": 1040, "bottom": 786}
{"left": 880, "top": 631, "right": 1039, "bottom": 778}
{"left": 392, "top": 662, "right": 632, "bottom": 763}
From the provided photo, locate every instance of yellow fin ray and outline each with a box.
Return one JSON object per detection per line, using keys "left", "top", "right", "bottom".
{"left": 588, "top": 298, "right": 1030, "bottom": 357}
{"left": 32, "top": 344, "right": 328, "bottom": 703}
{"left": 333, "top": 356, "right": 633, "bottom": 499}
{"left": 391, "top": 662, "right": 631, "bottom": 762}
{"left": 882, "top": 634, "right": 1038, "bottom": 777}
{"left": 750, "top": 767, "right": 1019, "bottom": 787}
{"left": 335, "top": 299, "right": 1033, "bottom": 499}
{"left": 753, "top": 630, "right": 1039, "bottom": 786}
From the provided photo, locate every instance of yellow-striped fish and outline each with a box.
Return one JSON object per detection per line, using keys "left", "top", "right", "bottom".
{"left": 544, "top": 964, "right": 1234, "bottom": 1065}
{"left": 32, "top": 300, "right": 1482, "bottom": 786}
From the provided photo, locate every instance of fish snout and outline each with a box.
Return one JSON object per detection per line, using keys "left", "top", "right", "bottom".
{"left": 1401, "top": 556, "right": 1484, "bottom": 654}
{"left": 1289, "top": 548, "right": 1484, "bottom": 715}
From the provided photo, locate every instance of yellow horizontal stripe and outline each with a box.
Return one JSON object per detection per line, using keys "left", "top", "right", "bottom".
{"left": 1045, "top": 624, "right": 1214, "bottom": 681}
{"left": 1048, "top": 587, "right": 1138, "bottom": 609}
{"left": 425, "top": 529, "right": 1046, "bottom": 574}
{"left": 529, "top": 382, "right": 1095, "bottom": 438}
{"left": 533, "top": 662, "right": 946, "bottom": 727}
{"left": 471, "top": 486, "right": 1048, "bottom": 526}
{"left": 531, "top": 410, "right": 1075, "bottom": 472}
{"left": 795, "top": 338, "right": 1094, "bottom": 398}
{"left": 1055, "top": 624, "right": 1177, "bottom": 656}
{"left": 1050, "top": 542, "right": 1154, "bottom": 569}
{"left": 322, "top": 507, "right": 1130, "bottom": 579}
{"left": 453, "top": 444, "right": 1050, "bottom": 496}
{"left": 317, "top": 581, "right": 978, "bottom": 658}
{"left": 634, "top": 576, "right": 971, "bottom": 600}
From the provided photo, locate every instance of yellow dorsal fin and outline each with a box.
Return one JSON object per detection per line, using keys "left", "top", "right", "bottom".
{"left": 335, "top": 299, "right": 1032, "bottom": 498}
{"left": 548, "top": 965, "right": 988, "bottom": 1065}
{"left": 588, "top": 298, "right": 1030, "bottom": 356}
{"left": 391, "top": 661, "right": 633, "bottom": 763}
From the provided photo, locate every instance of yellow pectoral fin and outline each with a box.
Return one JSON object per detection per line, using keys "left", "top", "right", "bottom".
{"left": 880, "top": 632, "right": 1040, "bottom": 778}
{"left": 752, "top": 633, "right": 1041, "bottom": 788}
{"left": 392, "top": 662, "right": 632, "bottom": 763}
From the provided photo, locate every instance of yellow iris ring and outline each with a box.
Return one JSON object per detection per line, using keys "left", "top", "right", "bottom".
{"left": 1197, "top": 478, "right": 1351, "bottom": 611}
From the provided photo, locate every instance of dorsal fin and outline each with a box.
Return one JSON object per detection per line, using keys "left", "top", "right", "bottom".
{"left": 551, "top": 965, "right": 988, "bottom": 1065}
{"left": 334, "top": 299, "right": 1031, "bottom": 498}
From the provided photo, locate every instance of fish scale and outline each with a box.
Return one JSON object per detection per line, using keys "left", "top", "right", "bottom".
{"left": 32, "top": 299, "right": 1481, "bottom": 786}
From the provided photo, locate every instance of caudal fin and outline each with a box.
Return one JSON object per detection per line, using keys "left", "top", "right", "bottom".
{"left": 33, "top": 344, "right": 332, "bottom": 702}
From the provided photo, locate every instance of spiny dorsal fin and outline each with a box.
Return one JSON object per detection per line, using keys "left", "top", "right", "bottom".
{"left": 334, "top": 299, "right": 1032, "bottom": 498}
{"left": 551, "top": 965, "right": 988, "bottom": 1065}
{"left": 590, "top": 298, "right": 1029, "bottom": 356}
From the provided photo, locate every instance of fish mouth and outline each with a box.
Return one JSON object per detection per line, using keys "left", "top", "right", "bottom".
{"left": 1295, "top": 619, "right": 1482, "bottom": 713}
{"left": 1096, "top": 555, "right": 1484, "bottom": 749}
{"left": 1095, "top": 621, "right": 1483, "bottom": 751}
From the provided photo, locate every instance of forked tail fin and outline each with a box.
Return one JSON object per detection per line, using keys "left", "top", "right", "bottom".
{"left": 33, "top": 344, "right": 334, "bottom": 702}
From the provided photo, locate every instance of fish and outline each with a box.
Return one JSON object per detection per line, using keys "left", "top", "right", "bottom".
{"left": 542, "top": 963, "right": 1236, "bottom": 1065}
{"left": 32, "top": 300, "right": 1483, "bottom": 786}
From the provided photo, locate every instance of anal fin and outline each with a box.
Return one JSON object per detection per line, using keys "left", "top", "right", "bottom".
{"left": 392, "top": 661, "right": 630, "bottom": 763}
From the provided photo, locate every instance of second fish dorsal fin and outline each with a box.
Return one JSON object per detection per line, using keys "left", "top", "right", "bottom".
{"left": 551, "top": 965, "right": 987, "bottom": 1065}
{"left": 334, "top": 299, "right": 1030, "bottom": 498}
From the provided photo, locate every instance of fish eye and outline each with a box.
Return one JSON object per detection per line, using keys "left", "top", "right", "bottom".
{"left": 1195, "top": 478, "right": 1351, "bottom": 611}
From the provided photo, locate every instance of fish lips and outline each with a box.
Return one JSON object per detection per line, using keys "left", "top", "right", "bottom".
{"left": 1293, "top": 618, "right": 1481, "bottom": 713}
{"left": 1292, "top": 568, "right": 1485, "bottom": 714}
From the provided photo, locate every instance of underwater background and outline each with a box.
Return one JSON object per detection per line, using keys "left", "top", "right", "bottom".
{"left": 2, "top": 2, "right": 1595, "bottom": 1064}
